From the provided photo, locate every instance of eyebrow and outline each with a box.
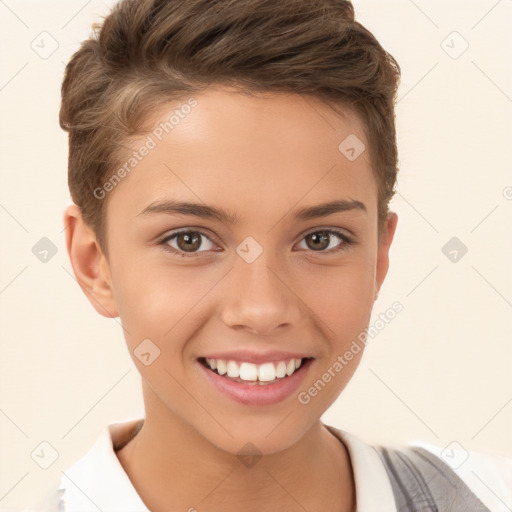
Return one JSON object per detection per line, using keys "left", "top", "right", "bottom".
{"left": 137, "top": 198, "right": 367, "bottom": 224}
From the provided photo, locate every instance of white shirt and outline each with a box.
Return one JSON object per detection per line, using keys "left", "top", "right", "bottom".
{"left": 31, "top": 416, "right": 512, "bottom": 511}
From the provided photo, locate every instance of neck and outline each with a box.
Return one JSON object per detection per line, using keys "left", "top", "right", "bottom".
{"left": 116, "top": 393, "right": 355, "bottom": 512}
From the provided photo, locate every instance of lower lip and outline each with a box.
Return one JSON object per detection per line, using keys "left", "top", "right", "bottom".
{"left": 197, "top": 358, "right": 313, "bottom": 406}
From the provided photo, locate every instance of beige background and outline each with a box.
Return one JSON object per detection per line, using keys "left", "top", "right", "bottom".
{"left": 1, "top": 0, "right": 511, "bottom": 509}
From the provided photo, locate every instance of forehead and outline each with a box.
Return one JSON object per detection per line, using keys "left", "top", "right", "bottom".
{"left": 107, "top": 86, "right": 376, "bottom": 222}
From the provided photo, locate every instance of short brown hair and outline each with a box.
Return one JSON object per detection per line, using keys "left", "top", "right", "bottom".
{"left": 60, "top": 0, "right": 401, "bottom": 258}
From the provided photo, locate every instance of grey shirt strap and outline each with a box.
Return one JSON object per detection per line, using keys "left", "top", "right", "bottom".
{"left": 376, "top": 446, "right": 491, "bottom": 511}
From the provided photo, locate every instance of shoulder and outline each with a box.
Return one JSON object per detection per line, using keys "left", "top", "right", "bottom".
{"left": 28, "top": 417, "right": 148, "bottom": 512}
{"left": 323, "top": 423, "right": 512, "bottom": 512}
{"left": 377, "top": 439, "right": 512, "bottom": 512}
{"left": 411, "top": 440, "right": 512, "bottom": 512}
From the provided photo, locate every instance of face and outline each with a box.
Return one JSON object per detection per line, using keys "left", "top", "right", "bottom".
{"left": 68, "top": 86, "right": 397, "bottom": 455}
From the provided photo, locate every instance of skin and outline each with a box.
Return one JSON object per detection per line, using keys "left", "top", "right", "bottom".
{"left": 64, "top": 86, "right": 398, "bottom": 512}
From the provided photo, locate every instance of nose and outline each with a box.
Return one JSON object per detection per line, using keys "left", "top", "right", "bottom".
{"left": 220, "top": 253, "right": 302, "bottom": 336}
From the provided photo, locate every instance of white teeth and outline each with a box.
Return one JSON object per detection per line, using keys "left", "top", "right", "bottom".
{"left": 226, "top": 360, "right": 240, "bottom": 378}
{"left": 203, "top": 357, "right": 305, "bottom": 382}
{"left": 276, "top": 361, "right": 287, "bottom": 378}
{"left": 239, "top": 362, "right": 258, "bottom": 381}
{"left": 216, "top": 359, "right": 227, "bottom": 375}
{"left": 258, "top": 362, "right": 276, "bottom": 382}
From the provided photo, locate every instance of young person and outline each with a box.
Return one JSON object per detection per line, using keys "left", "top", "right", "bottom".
{"left": 38, "top": 0, "right": 510, "bottom": 510}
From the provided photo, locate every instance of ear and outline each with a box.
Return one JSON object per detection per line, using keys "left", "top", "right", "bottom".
{"left": 374, "top": 212, "right": 398, "bottom": 301}
{"left": 63, "top": 204, "right": 118, "bottom": 318}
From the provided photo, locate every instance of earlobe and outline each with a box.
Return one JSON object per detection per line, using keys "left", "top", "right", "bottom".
{"left": 63, "top": 204, "right": 118, "bottom": 318}
{"left": 374, "top": 212, "right": 398, "bottom": 301}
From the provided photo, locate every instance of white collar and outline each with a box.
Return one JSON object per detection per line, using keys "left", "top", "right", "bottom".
{"left": 324, "top": 424, "right": 397, "bottom": 511}
{"left": 59, "top": 418, "right": 149, "bottom": 511}
{"left": 58, "top": 417, "right": 397, "bottom": 511}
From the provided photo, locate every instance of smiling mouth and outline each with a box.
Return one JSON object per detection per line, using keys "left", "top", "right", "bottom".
{"left": 197, "top": 356, "right": 313, "bottom": 385}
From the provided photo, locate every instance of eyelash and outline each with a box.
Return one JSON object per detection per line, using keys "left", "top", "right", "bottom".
{"left": 157, "top": 228, "right": 355, "bottom": 258}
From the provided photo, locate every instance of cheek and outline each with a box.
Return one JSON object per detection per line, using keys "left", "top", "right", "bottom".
{"left": 110, "top": 255, "right": 216, "bottom": 351}
{"left": 300, "top": 257, "right": 376, "bottom": 330}
{"left": 297, "top": 263, "right": 374, "bottom": 406}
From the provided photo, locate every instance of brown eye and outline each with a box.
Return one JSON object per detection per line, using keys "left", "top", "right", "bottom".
{"left": 160, "top": 230, "right": 216, "bottom": 257}
{"left": 175, "top": 232, "right": 202, "bottom": 252}
{"left": 304, "top": 231, "right": 331, "bottom": 251}
{"left": 298, "top": 229, "right": 353, "bottom": 253}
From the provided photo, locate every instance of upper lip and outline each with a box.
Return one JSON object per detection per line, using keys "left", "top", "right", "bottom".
{"left": 200, "top": 350, "right": 312, "bottom": 365}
